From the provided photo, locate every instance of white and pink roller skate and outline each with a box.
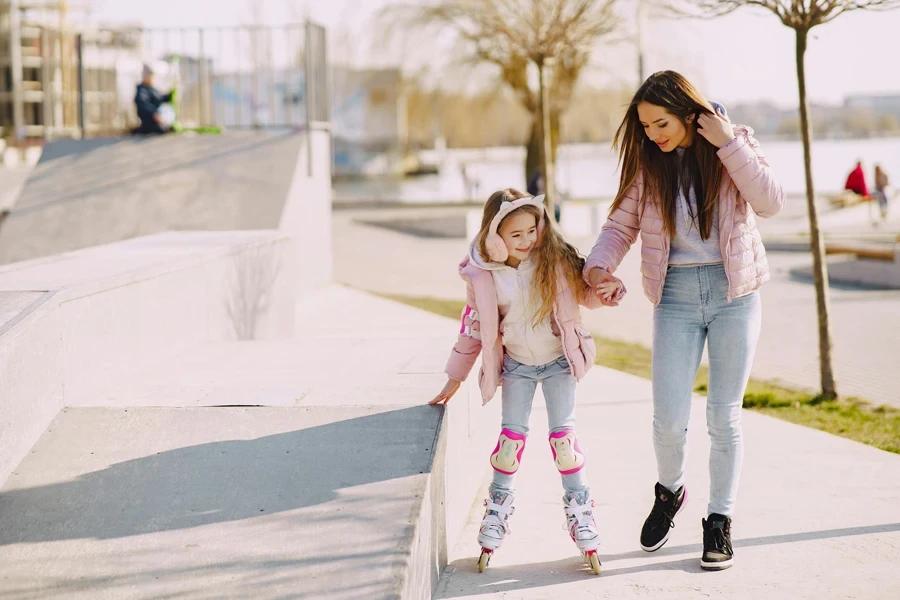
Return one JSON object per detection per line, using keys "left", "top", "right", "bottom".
{"left": 476, "top": 490, "right": 515, "bottom": 572}
{"left": 564, "top": 490, "right": 602, "bottom": 575}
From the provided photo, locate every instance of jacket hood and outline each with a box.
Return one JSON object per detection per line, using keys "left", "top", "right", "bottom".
{"left": 465, "top": 239, "right": 508, "bottom": 272}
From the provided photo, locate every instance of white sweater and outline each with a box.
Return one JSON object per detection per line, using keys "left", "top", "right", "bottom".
{"left": 469, "top": 245, "right": 563, "bottom": 366}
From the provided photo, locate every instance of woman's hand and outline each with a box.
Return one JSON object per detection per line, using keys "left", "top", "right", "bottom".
{"left": 697, "top": 111, "right": 735, "bottom": 148}
{"left": 587, "top": 267, "right": 624, "bottom": 307}
{"left": 429, "top": 378, "right": 462, "bottom": 405}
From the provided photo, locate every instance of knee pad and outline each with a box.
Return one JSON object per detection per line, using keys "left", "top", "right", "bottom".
{"left": 490, "top": 429, "right": 527, "bottom": 475}
{"left": 549, "top": 428, "right": 585, "bottom": 475}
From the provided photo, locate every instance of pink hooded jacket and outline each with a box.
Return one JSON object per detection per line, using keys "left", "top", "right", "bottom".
{"left": 444, "top": 246, "right": 604, "bottom": 405}
{"left": 584, "top": 126, "right": 786, "bottom": 304}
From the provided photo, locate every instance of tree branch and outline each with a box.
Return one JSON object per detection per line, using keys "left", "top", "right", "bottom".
{"left": 675, "top": 0, "right": 900, "bottom": 28}
{"left": 378, "top": 0, "right": 620, "bottom": 115}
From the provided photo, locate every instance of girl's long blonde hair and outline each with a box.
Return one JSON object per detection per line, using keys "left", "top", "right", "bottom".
{"left": 477, "top": 188, "right": 586, "bottom": 326}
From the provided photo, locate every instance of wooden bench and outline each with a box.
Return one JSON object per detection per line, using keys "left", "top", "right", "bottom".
{"left": 825, "top": 242, "right": 896, "bottom": 261}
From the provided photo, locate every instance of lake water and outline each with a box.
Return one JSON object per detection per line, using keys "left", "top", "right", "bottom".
{"left": 334, "top": 137, "right": 900, "bottom": 205}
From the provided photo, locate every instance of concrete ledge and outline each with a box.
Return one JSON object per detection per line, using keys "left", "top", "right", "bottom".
{"left": 790, "top": 253, "right": 900, "bottom": 289}
{"left": 0, "top": 231, "right": 296, "bottom": 485}
{"left": 0, "top": 131, "right": 333, "bottom": 275}
{"left": 0, "top": 405, "right": 447, "bottom": 600}
{"left": 0, "top": 284, "right": 498, "bottom": 599}
{"left": 290, "top": 286, "right": 500, "bottom": 597}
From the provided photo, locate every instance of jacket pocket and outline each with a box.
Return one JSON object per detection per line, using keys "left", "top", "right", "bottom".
{"left": 574, "top": 325, "right": 597, "bottom": 367}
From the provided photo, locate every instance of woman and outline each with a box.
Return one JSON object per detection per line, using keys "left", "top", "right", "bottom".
{"left": 585, "top": 71, "right": 786, "bottom": 570}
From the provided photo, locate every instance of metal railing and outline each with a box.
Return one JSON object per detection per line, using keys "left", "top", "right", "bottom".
{"left": 72, "top": 21, "right": 330, "bottom": 136}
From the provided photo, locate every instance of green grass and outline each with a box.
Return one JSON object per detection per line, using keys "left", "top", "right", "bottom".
{"left": 380, "top": 292, "right": 900, "bottom": 454}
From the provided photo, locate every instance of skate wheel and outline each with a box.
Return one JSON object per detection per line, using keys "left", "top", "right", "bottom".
{"left": 477, "top": 549, "right": 492, "bottom": 573}
{"left": 588, "top": 551, "right": 601, "bottom": 575}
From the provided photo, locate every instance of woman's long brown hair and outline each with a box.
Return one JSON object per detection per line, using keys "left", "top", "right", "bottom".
{"left": 611, "top": 70, "right": 725, "bottom": 240}
{"left": 478, "top": 188, "right": 586, "bottom": 326}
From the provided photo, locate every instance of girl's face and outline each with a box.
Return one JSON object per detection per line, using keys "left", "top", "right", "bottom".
{"left": 498, "top": 211, "right": 538, "bottom": 267}
{"left": 638, "top": 102, "right": 694, "bottom": 152}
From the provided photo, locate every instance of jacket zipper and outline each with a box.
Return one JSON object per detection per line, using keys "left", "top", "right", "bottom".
{"left": 552, "top": 309, "right": 575, "bottom": 379}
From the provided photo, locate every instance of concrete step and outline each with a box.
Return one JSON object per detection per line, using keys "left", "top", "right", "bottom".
{"left": 0, "top": 286, "right": 494, "bottom": 599}
{"left": 0, "top": 405, "right": 442, "bottom": 600}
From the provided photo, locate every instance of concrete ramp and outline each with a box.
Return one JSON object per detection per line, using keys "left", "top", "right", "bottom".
{"left": 0, "top": 133, "right": 311, "bottom": 265}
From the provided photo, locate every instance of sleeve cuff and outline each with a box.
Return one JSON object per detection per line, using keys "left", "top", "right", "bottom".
{"left": 583, "top": 260, "right": 611, "bottom": 280}
{"left": 717, "top": 131, "right": 746, "bottom": 161}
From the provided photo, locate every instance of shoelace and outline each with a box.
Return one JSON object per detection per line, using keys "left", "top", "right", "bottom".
{"left": 647, "top": 500, "right": 676, "bottom": 530}
{"left": 482, "top": 499, "right": 513, "bottom": 536}
{"left": 705, "top": 524, "right": 731, "bottom": 553}
{"left": 565, "top": 501, "right": 597, "bottom": 538}
{"left": 482, "top": 513, "right": 511, "bottom": 536}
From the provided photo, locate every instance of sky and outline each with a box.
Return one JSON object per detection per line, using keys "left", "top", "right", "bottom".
{"left": 86, "top": 0, "right": 900, "bottom": 108}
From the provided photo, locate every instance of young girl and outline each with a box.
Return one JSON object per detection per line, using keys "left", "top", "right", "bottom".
{"left": 429, "top": 188, "right": 622, "bottom": 574}
{"left": 585, "top": 71, "right": 786, "bottom": 571}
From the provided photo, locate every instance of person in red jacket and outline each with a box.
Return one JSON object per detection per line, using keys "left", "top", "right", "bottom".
{"left": 844, "top": 161, "right": 870, "bottom": 197}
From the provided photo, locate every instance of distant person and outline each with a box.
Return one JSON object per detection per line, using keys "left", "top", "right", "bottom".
{"left": 874, "top": 164, "right": 890, "bottom": 219}
{"left": 461, "top": 163, "right": 481, "bottom": 201}
{"left": 133, "top": 64, "right": 174, "bottom": 135}
{"left": 527, "top": 168, "right": 562, "bottom": 222}
{"left": 844, "top": 160, "right": 870, "bottom": 198}
{"left": 461, "top": 163, "right": 472, "bottom": 199}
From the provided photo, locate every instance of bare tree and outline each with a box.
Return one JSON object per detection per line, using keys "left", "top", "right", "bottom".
{"left": 677, "top": 0, "right": 900, "bottom": 400}
{"left": 382, "top": 0, "right": 620, "bottom": 204}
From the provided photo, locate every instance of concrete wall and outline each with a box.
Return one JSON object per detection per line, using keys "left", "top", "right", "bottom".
{"left": 0, "top": 231, "right": 295, "bottom": 485}
{"left": 0, "top": 130, "right": 333, "bottom": 281}
{"left": 791, "top": 253, "right": 900, "bottom": 289}
{"left": 440, "top": 373, "right": 500, "bottom": 558}
{"left": 280, "top": 130, "right": 333, "bottom": 294}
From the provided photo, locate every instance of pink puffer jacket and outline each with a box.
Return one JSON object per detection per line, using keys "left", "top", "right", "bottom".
{"left": 584, "top": 126, "right": 786, "bottom": 304}
{"left": 445, "top": 254, "right": 603, "bottom": 404}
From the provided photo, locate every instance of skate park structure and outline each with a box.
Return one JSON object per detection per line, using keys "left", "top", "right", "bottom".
{"left": 0, "top": 128, "right": 494, "bottom": 599}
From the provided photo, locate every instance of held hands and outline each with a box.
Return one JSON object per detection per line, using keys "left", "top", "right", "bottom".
{"left": 587, "top": 267, "right": 626, "bottom": 307}
{"left": 696, "top": 111, "right": 735, "bottom": 148}
{"left": 429, "top": 378, "right": 461, "bottom": 405}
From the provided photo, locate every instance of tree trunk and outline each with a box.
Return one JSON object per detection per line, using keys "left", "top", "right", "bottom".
{"left": 796, "top": 28, "right": 838, "bottom": 400}
{"left": 538, "top": 59, "right": 556, "bottom": 212}
{"left": 525, "top": 111, "right": 560, "bottom": 191}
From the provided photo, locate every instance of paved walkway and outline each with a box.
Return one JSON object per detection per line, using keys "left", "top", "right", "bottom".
{"left": 2, "top": 282, "right": 898, "bottom": 598}
{"left": 334, "top": 206, "right": 900, "bottom": 408}
{"left": 434, "top": 367, "right": 900, "bottom": 599}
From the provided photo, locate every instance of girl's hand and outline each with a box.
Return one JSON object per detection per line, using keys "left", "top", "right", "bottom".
{"left": 587, "top": 267, "right": 624, "bottom": 307}
{"left": 697, "top": 111, "right": 735, "bottom": 148}
{"left": 429, "top": 379, "right": 461, "bottom": 405}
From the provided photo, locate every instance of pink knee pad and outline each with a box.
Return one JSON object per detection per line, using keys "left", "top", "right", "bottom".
{"left": 549, "top": 428, "right": 585, "bottom": 475}
{"left": 490, "top": 428, "right": 527, "bottom": 475}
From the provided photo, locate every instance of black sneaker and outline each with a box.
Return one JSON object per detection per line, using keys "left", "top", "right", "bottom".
{"left": 640, "top": 482, "right": 688, "bottom": 551}
{"left": 701, "top": 513, "right": 734, "bottom": 570}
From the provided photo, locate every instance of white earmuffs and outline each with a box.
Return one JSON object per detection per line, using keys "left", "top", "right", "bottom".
{"left": 484, "top": 194, "right": 548, "bottom": 262}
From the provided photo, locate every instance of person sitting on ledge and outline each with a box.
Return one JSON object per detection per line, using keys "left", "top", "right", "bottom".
{"left": 133, "top": 63, "right": 174, "bottom": 135}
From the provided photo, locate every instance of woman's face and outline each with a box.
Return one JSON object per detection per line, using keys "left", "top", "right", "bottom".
{"left": 637, "top": 102, "right": 694, "bottom": 152}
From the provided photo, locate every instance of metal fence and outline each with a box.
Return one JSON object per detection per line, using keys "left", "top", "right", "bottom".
{"left": 74, "top": 21, "right": 329, "bottom": 136}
